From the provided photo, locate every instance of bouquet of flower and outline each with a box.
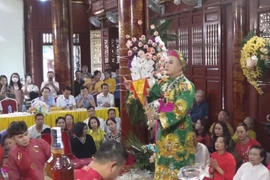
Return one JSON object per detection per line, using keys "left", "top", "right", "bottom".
{"left": 125, "top": 133, "right": 156, "bottom": 172}
{"left": 240, "top": 31, "right": 270, "bottom": 94}
{"left": 28, "top": 98, "right": 49, "bottom": 114}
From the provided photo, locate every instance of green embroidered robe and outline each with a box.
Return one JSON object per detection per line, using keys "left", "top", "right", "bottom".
{"left": 148, "top": 74, "right": 195, "bottom": 180}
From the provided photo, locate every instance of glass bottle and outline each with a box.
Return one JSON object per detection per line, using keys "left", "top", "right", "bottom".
{"left": 44, "top": 127, "right": 74, "bottom": 180}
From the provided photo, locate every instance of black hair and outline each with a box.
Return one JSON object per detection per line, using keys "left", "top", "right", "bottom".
{"left": 107, "top": 108, "right": 116, "bottom": 115}
{"left": 43, "top": 87, "right": 51, "bottom": 92}
{"left": 29, "top": 91, "right": 39, "bottom": 100}
{"left": 101, "top": 83, "right": 108, "bottom": 89}
{"left": 8, "top": 121, "right": 28, "bottom": 137}
{"left": 41, "top": 128, "right": 51, "bottom": 134}
{"left": 106, "top": 118, "right": 117, "bottom": 126}
{"left": 25, "top": 73, "right": 32, "bottom": 79}
{"left": 65, "top": 114, "right": 74, "bottom": 123}
{"left": 94, "top": 70, "right": 101, "bottom": 76}
{"left": 88, "top": 116, "right": 100, "bottom": 129}
{"left": 75, "top": 70, "right": 82, "bottom": 74}
{"left": 249, "top": 145, "right": 267, "bottom": 166}
{"left": 65, "top": 86, "right": 72, "bottom": 91}
{"left": 195, "top": 118, "right": 208, "bottom": 137}
{"left": 104, "top": 69, "right": 111, "bottom": 75}
{"left": 87, "top": 105, "right": 95, "bottom": 111}
{"left": 81, "top": 86, "right": 88, "bottom": 91}
{"left": 35, "top": 113, "right": 44, "bottom": 119}
{"left": 9, "top": 73, "right": 22, "bottom": 90}
{"left": 236, "top": 123, "right": 248, "bottom": 132}
{"left": 55, "top": 116, "right": 66, "bottom": 124}
{"left": 94, "top": 141, "right": 128, "bottom": 165}
{"left": 220, "top": 109, "right": 230, "bottom": 117}
{"left": 211, "top": 121, "right": 231, "bottom": 151}
{"left": 47, "top": 71, "right": 54, "bottom": 74}
{"left": 73, "top": 122, "right": 87, "bottom": 137}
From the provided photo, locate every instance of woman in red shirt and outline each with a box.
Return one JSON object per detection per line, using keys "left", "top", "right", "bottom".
{"left": 207, "top": 136, "right": 236, "bottom": 180}
{"left": 235, "top": 123, "right": 260, "bottom": 168}
{"left": 195, "top": 118, "right": 211, "bottom": 148}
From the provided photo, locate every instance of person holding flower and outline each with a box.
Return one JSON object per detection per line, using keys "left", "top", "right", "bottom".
{"left": 125, "top": 49, "right": 195, "bottom": 179}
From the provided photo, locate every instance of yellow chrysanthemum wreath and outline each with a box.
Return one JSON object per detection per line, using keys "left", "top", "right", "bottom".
{"left": 240, "top": 36, "right": 266, "bottom": 95}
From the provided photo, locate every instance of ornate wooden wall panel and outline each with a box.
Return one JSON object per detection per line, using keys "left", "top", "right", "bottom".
{"left": 90, "top": 30, "right": 102, "bottom": 73}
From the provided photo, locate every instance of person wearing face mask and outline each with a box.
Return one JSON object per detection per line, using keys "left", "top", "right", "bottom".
{"left": 74, "top": 70, "right": 85, "bottom": 97}
{"left": 9, "top": 73, "right": 23, "bottom": 111}
{"left": 40, "top": 71, "right": 59, "bottom": 97}
{"left": 22, "top": 74, "right": 39, "bottom": 103}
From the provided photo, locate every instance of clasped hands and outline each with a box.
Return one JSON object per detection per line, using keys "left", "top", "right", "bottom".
{"left": 209, "top": 158, "right": 224, "bottom": 175}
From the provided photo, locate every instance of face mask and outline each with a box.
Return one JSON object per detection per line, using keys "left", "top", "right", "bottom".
{"left": 12, "top": 78, "right": 18, "bottom": 83}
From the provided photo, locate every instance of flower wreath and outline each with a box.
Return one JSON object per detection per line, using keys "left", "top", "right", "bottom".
{"left": 240, "top": 31, "right": 270, "bottom": 94}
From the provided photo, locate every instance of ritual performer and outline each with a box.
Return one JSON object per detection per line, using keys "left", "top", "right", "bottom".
{"left": 7, "top": 121, "right": 51, "bottom": 180}
{"left": 125, "top": 49, "right": 195, "bottom": 179}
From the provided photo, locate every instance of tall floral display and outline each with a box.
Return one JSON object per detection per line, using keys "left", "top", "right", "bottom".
{"left": 240, "top": 32, "right": 270, "bottom": 94}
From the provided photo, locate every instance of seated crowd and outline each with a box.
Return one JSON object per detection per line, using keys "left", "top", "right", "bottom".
{"left": 0, "top": 63, "right": 120, "bottom": 114}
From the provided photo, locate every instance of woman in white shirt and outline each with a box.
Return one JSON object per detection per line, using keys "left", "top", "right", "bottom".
{"left": 233, "top": 145, "right": 270, "bottom": 180}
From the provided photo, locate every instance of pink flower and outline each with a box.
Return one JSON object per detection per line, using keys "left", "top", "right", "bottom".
{"left": 157, "top": 53, "right": 161, "bottom": 58}
{"left": 125, "top": 34, "right": 130, "bottom": 39}
{"left": 150, "top": 24, "right": 155, "bottom": 29}
{"left": 147, "top": 47, "right": 151, "bottom": 52}
{"left": 151, "top": 48, "right": 155, "bottom": 54}
{"left": 141, "top": 35, "right": 146, "bottom": 41}
{"left": 133, "top": 46, "right": 138, "bottom": 51}
{"left": 126, "top": 40, "right": 132, "bottom": 48}
{"left": 152, "top": 43, "right": 157, "bottom": 47}
{"left": 132, "top": 37, "right": 137, "bottom": 42}
{"left": 144, "top": 44, "right": 148, "bottom": 49}
{"left": 148, "top": 39, "right": 153, "bottom": 44}
{"left": 138, "top": 42, "right": 143, "bottom": 47}
{"left": 154, "top": 31, "right": 159, "bottom": 36}
{"left": 128, "top": 50, "right": 133, "bottom": 56}
{"left": 152, "top": 55, "right": 157, "bottom": 61}
{"left": 138, "top": 20, "right": 143, "bottom": 25}
{"left": 161, "top": 56, "right": 166, "bottom": 62}
{"left": 145, "top": 53, "right": 152, "bottom": 60}
{"left": 138, "top": 50, "right": 145, "bottom": 58}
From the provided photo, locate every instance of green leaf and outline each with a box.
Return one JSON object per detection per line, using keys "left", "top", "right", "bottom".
{"left": 241, "top": 31, "right": 256, "bottom": 47}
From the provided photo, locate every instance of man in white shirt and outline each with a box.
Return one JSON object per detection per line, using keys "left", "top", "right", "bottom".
{"left": 193, "top": 130, "right": 210, "bottom": 168}
{"left": 96, "top": 83, "right": 115, "bottom": 107}
{"left": 105, "top": 108, "right": 121, "bottom": 133}
{"left": 28, "top": 113, "right": 50, "bottom": 139}
{"left": 56, "top": 86, "right": 76, "bottom": 109}
{"left": 83, "top": 106, "right": 105, "bottom": 131}
{"left": 40, "top": 71, "right": 60, "bottom": 97}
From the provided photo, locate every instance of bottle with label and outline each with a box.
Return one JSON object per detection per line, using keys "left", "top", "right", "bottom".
{"left": 7, "top": 105, "right": 12, "bottom": 114}
{"left": 44, "top": 127, "right": 74, "bottom": 180}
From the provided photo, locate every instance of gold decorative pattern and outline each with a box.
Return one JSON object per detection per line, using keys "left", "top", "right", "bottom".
{"left": 173, "top": 99, "right": 188, "bottom": 119}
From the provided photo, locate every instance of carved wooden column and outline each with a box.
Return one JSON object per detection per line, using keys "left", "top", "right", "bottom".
{"left": 24, "top": 0, "right": 42, "bottom": 85}
{"left": 51, "top": 0, "right": 73, "bottom": 91}
{"left": 118, "top": 0, "right": 145, "bottom": 141}
{"left": 232, "top": 0, "right": 247, "bottom": 127}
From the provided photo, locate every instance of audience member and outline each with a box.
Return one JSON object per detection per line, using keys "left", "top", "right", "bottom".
{"left": 0, "top": 75, "right": 14, "bottom": 100}
{"left": 55, "top": 116, "right": 66, "bottom": 131}
{"left": 104, "top": 118, "right": 121, "bottom": 143}
{"left": 234, "top": 123, "right": 260, "bottom": 168}
{"left": 105, "top": 108, "right": 121, "bottom": 133}
{"left": 233, "top": 145, "right": 269, "bottom": 180}
{"left": 9, "top": 73, "right": 23, "bottom": 111}
{"left": 232, "top": 117, "right": 256, "bottom": 142}
{"left": 103, "top": 69, "right": 116, "bottom": 94}
{"left": 22, "top": 73, "right": 39, "bottom": 103}
{"left": 195, "top": 118, "right": 211, "bottom": 148}
{"left": 70, "top": 122, "right": 96, "bottom": 159}
{"left": 39, "top": 87, "right": 56, "bottom": 108}
{"left": 65, "top": 114, "right": 74, "bottom": 135}
{"left": 209, "top": 121, "right": 232, "bottom": 153}
{"left": 101, "top": 63, "right": 116, "bottom": 80}
{"left": 75, "top": 86, "right": 96, "bottom": 108}
{"left": 209, "top": 109, "right": 234, "bottom": 136}
{"left": 40, "top": 71, "right": 59, "bottom": 97}
{"left": 83, "top": 106, "right": 105, "bottom": 131}
{"left": 74, "top": 70, "right": 85, "bottom": 97}
{"left": 2, "top": 135, "right": 16, "bottom": 166}
{"left": 74, "top": 141, "right": 127, "bottom": 180}
{"left": 96, "top": 83, "right": 115, "bottom": 107}
{"left": 192, "top": 129, "right": 210, "bottom": 168}
{"left": 83, "top": 70, "right": 103, "bottom": 94}
{"left": 81, "top": 65, "right": 92, "bottom": 79}
{"left": 208, "top": 136, "right": 236, "bottom": 180}
{"left": 190, "top": 90, "right": 208, "bottom": 123}
{"left": 7, "top": 121, "right": 51, "bottom": 179}
{"left": 28, "top": 113, "right": 50, "bottom": 139}
{"left": 87, "top": 116, "right": 105, "bottom": 149}
{"left": 56, "top": 86, "right": 76, "bottom": 109}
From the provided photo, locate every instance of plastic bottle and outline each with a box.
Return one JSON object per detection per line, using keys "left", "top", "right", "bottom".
{"left": 22, "top": 104, "right": 27, "bottom": 112}
{"left": 8, "top": 105, "right": 12, "bottom": 114}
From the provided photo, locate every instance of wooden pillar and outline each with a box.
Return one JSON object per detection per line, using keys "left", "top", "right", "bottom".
{"left": 51, "top": 0, "right": 73, "bottom": 91}
{"left": 118, "top": 0, "right": 145, "bottom": 142}
{"left": 232, "top": 0, "right": 247, "bottom": 127}
{"left": 24, "top": 0, "right": 43, "bottom": 85}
